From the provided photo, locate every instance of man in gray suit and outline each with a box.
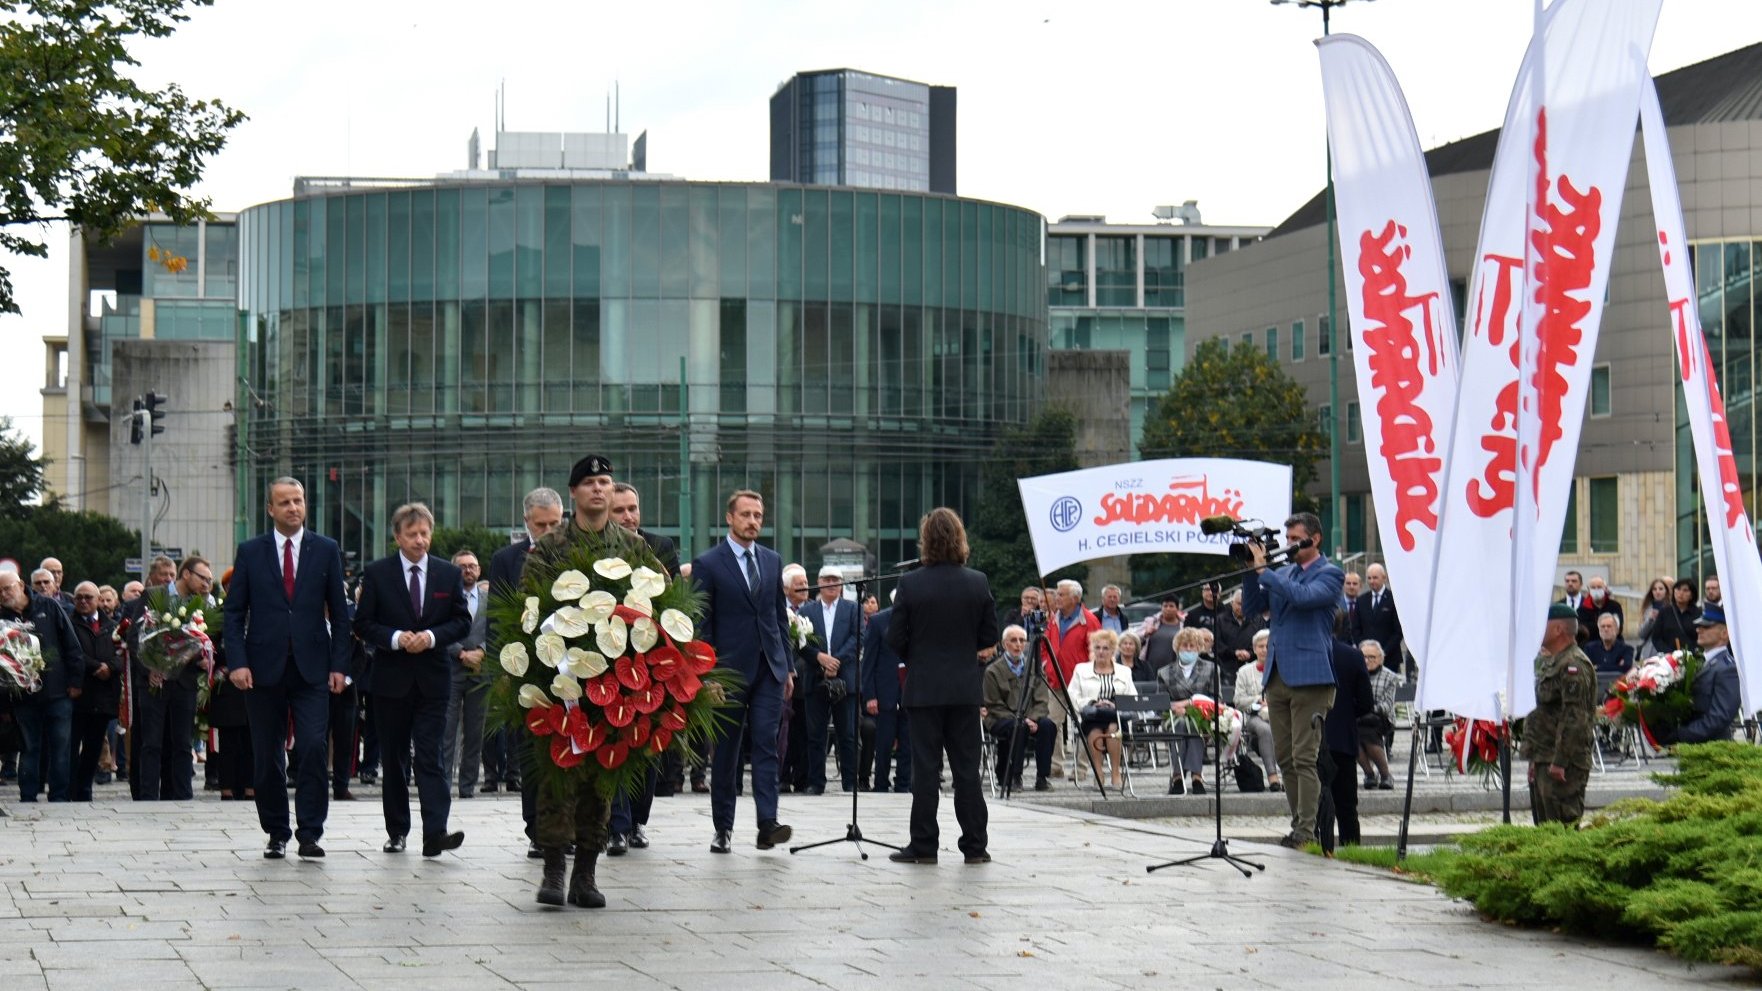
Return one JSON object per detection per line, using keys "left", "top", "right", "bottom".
{"left": 440, "top": 549, "right": 491, "bottom": 799}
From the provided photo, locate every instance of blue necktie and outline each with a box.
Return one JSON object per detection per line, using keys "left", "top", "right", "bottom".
{"left": 744, "top": 550, "right": 758, "bottom": 592}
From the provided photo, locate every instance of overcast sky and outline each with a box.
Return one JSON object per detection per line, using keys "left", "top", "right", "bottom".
{"left": 3, "top": 0, "right": 1757, "bottom": 459}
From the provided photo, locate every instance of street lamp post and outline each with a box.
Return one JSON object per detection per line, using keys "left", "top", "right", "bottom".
{"left": 1271, "top": 0, "right": 1371, "bottom": 558}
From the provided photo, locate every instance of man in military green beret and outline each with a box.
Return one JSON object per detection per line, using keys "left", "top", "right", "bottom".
{"left": 1525, "top": 601, "right": 1597, "bottom": 826}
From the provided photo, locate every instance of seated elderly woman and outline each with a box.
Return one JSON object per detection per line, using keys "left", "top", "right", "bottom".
{"left": 1069, "top": 629, "right": 1138, "bottom": 790}
{"left": 1357, "top": 640, "right": 1399, "bottom": 790}
{"left": 1233, "top": 629, "right": 1282, "bottom": 792}
{"left": 1157, "top": 627, "right": 1218, "bottom": 795}
{"left": 1115, "top": 631, "right": 1144, "bottom": 679}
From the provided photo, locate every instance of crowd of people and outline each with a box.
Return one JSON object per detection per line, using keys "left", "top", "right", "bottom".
{"left": 2, "top": 487, "right": 1748, "bottom": 882}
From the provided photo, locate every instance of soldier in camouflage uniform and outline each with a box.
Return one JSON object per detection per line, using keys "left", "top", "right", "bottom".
{"left": 1524, "top": 602, "right": 1597, "bottom": 826}
{"left": 522, "top": 454, "right": 654, "bottom": 908}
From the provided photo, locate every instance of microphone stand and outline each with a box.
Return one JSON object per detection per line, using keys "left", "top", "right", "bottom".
{"left": 790, "top": 565, "right": 916, "bottom": 860}
{"left": 997, "top": 610, "right": 1070, "bottom": 799}
{"left": 1147, "top": 652, "right": 1263, "bottom": 877}
{"left": 1022, "top": 582, "right": 1113, "bottom": 798}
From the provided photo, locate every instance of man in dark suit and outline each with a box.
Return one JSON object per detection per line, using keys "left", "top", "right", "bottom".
{"left": 690, "top": 488, "right": 794, "bottom": 854}
{"left": 489, "top": 487, "right": 564, "bottom": 856}
{"left": 68, "top": 582, "right": 120, "bottom": 801}
{"left": 352, "top": 502, "right": 472, "bottom": 857}
{"left": 440, "top": 549, "right": 490, "bottom": 800}
{"left": 612, "top": 482, "right": 680, "bottom": 575}
{"left": 1353, "top": 564, "right": 1404, "bottom": 675}
{"left": 222, "top": 478, "right": 354, "bottom": 859}
{"left": 799, "top": 567, "right": 859, "bottom": 794}
{"left": 861, "top": 600, "right": 910, "bottom": 793}
{"left": 886, "top": 507, "right": 999, "bottom": 866}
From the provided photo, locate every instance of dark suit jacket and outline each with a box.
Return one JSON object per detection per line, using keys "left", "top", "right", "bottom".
{"left": 4, "top": 590, "right": 83, "bottom": 700}
{"left": 690, "top": 539, "right": 793, "bottom": 686}
{"left": 1353, "top": 589, "right": 1404, "bottom": 663}
{"left": 637, "top": 528, "right": 680, "bottom": 576}
{"left": 886, "top": 563, "right": 999, "bottom": 708}
{"left": 1324, "top": 640, "right": 1375, "bottom": 755}
{"left": 70, "top": 611, "right": 120, "bottom": 716}
{"left": 222, "top": 530, "right": 354, "bottom": 686}
{"left": 352, "top": 554, "right": 472, "bottom": 700}
{"left": 1583, "top": 638, "right": 1635, "bottom": 674}
{"left": 799, "top": 596, "right": 859, "bottom": 695}
{"left": 485, "top": 537, "right": 532, "bottom": 654}
{"left": 861, "top": 607, "right": 905, "bottom": 712}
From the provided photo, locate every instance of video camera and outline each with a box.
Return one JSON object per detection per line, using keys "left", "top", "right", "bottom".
{"left": 1199, "top": 515, "right": 1313, "bottom": 565}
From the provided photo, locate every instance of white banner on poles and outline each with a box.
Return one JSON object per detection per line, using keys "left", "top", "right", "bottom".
{"left": 1017, "top": 459, "right": 1292, "bottom": 579}
{"left": 1423, "top": 0, "right": 1661, "bottom": 721}
{"left": 1318, "top": 34, "right": 1459, "bottom": 668}
{"left": 1640, "top": 79, "right": 1762, "bottom": 714}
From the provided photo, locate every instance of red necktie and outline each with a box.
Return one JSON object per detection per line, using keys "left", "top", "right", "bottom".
{"left": 282, "top": 538, "right": 296, "bottom": 600}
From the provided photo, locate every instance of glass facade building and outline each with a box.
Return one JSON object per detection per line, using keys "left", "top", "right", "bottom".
{"left": 770, "top": 69, "right": 957, "bottom": 194}
{"left": 236, "top": 180, "right": 1044, "bottom": 568}
{"left": 1677, "top": 238, "right": 1760, "bottom": 581}
{"left": 1045, "top": 220, "right": 1268, "bottom": 455}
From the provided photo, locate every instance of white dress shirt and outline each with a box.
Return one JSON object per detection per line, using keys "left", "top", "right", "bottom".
{"left": 392, "top": 553, "right": 431, "bottom": 650}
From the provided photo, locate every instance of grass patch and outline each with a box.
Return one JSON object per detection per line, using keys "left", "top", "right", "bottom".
{"left": 1325, "top": 842, "right": 1462, "bottom": 883}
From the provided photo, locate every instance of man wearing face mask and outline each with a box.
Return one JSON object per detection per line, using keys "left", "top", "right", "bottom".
{"left": 1574, "top": 576, "right": 1623, "bottom": 645}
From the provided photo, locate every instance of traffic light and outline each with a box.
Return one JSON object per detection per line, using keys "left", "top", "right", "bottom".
{"left": 129, "top": 398, "right": 145, "bottom": 445}
{"left": 144, "top": 392, "right": 167, "bottom": 438}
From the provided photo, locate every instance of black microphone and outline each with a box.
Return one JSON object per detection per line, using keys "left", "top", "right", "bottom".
{"left": 894, "top": 558, "right": 923, "bottom": 571}
{"left": 1198, "top": 515, "right": 1241, "bottom": 536}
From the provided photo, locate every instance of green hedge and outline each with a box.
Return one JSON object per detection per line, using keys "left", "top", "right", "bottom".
{"left": 1431, "top": 742, "right": 1762, "bottom": 971}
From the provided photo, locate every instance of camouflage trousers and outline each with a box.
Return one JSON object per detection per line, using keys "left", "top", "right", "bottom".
{"left": 535, "top": 776, "right": 611, "bottom": 851}
{"left": 1529, "top": 761, "right": 1590, "bottom": 826}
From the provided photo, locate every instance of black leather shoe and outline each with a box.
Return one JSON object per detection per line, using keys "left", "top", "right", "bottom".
{"left": 1168, "top": 778, "right": 1185, "bottom": 796}
{"left": 482, "top": 782, "right": 499, "bottom": 793}
{"left": 606, "top": 832, "right": 629, "bottom": 856}
{"left": 629, "top": 825, "right": 649, "bottom": 849}
{"left": 1191, "top": 778, "right": 1206, "bottom": 795}
{"left": 888, "top": 850, "right": 937, "bottom": 864}
{"left": 964, "top": 852, "right": 991, "bottom": 864}
{"left": 1034, "top": 778, "right": 1052, "bottom": 792}
{"left": 297, "top": 842, "right": 324, "bottom": 859}
{"left": 264, "top": 839, "right": 287, "bottom": 859}
{"left": 383, "top": 835, "right": 407, "bottom": 853}
{"left": 458, "top": 790, "right": 474, "bottom": 799}
{"left": 526, "top": 839, "right": 543, "bottom": 859}
{"left": 756, "top": 821, "right": 792, "bottom": 849}
{"left": 333, "top": 790, "right": 357, "bottom": 801}
{"left": 422, "top": 831, "right": 465, "bottom": 857}
{"left": 709, "top": 829, "right": 732, "bottom": 854}
{"left": 358, "top": 771, "right": 378, "bottom": 785}
{"left": 804, "top": 785, "right": 825, "bottom": 796}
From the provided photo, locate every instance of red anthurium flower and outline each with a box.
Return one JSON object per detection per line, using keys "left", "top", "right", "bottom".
{"left": 551, "top": 735, "right": 585, "bottom": 769}
{"left": 682, "top": 640, "right": 717, "bottom": 675}
{"left": 629, "top": 685, "right": 665, "bottom": 714}
{"left": 526, "top": 706, "right": 565, "bottom": 737}
{"left": 604, "top": 698, "right": 636, "bottom": 728}
{"left": 597, "top": 741, "right": 629, "bottom": 770}
{"left": 585, "top": 673, "right": 621, "bottom": 707}
{"left": 1603, "top": 698, "right": 1625, "bottom": 719}
{"left": 615, "top": 654, "right": 650, "bottom": 691}
{"left": 647, "top": 644, "right": 684, "bottom": 682}
{"left": 564, "top": 704, "right": 589, "bottom": 738}
{"left": 650, "top": 727, "right": 672, "bottom": 754}
{"left": 625, "top": 720, "right": 651, "bottom": 748}
{"left": 660, "top": 705, "right": 688, "bottom": 732}
{"left": 572, "top": 717, "right": 606, "bottom": 753}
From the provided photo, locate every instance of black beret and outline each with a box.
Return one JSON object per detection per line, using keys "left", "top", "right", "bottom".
{"left": 568, "top": 454, "right": 615, "bottom": 487}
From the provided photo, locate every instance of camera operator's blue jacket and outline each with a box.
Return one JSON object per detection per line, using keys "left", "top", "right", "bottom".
{"left": 1242, "top": 555, "right": 1344, "bottom": 689}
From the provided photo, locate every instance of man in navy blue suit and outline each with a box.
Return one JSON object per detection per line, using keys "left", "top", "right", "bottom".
{"left": 222, "top": 477, "right": 354, "bottom": 860}
{"left": 352, "top": 502, "right": 472, "bottom": 858}
{"left": 799, "top": 567, "right": 859, "bottom": 794}
{"left": 690, "top": 489, "right": 794, "bottom": 854}
{"left": 861, "top": 598, "right": 910, "bottom": 793}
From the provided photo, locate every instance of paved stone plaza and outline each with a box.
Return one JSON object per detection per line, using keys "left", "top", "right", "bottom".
{"left": 0, "top": 780, "right": 1746, "bottom": 990}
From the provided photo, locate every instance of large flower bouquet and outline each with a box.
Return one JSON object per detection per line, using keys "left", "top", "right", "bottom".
{"left": 487, "top": 529, "right": 737, "bottom": 798}
{"left": 0, "top": 620, "right": 45, "bottom": 695}
{"left": 1444, "top": 717, "right": 1507, "bottom": 780}
{"left": 786, "top": 610, "right": 820, "bottom": 651}
{"left": 1175, "top": 694, "right": 1244, "bottom": 762}
{"left": 136, "top": 588, "right": 220, "bottom": 690}
{"left": 1603, "top": 649, "right": 1703, "bottom": 748}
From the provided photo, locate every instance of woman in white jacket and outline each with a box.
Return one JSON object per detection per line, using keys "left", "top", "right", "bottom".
{"left": 1233, "top": 629, "right": 1282, "bottom": 792}
{"left": 1070, "top": 629, "right": 1138, "bottom": 789}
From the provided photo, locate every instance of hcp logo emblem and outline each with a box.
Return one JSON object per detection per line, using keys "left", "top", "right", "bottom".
{"left": 1049, "top": 496, "right": 1083, "bottom": 533}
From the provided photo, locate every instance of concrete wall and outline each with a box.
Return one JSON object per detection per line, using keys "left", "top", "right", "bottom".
{"left": 109, "top": 339, "right": 237, "bottom": 573}
{"left": 1045, "top": 349, "right": 1133, "bottom": 594}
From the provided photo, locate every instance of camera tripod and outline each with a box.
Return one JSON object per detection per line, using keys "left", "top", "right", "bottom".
{"left": 997, "top": 608, "right": 1109, "bottom": 799}
{"left": 1146, "top": 653, "right": 1263, "bottom": 877}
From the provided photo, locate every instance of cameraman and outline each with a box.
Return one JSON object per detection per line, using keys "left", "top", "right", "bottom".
{"left": 1240, "top": 512, "right": 1343, "bottom": 849}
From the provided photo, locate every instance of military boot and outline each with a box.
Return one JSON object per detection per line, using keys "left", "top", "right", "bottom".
{"left": 536, "top": 848, "right": 567, "bottom": 906}
{"left": 568, "top": 850, "right": 606, "bottom": 908}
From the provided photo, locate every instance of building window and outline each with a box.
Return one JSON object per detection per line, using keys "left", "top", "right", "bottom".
{"left": 1345, "top": 401, "right": 1361, "bottom": 443}
{"left": 1094, "top": 236, "right": 1136, "bottom": 307}
{"left": 1292, "top": 318, "right": 1306, "bottom": 361}
{"left": 1047, "top": 235, "right": 1086, "bottom": 306}
{"left": 1143, "top": 236, "right": 1183, "bottom": 307}
{"left": 1590, "top": 364, "right": 1612, "bottom": 417}
{"left": 1318, "top": 314, "right": 1331, "bottom": 356}
{"left": 1240, "top": 330, "right": 1254, "bottom": 351}
{"left": 1560, "top": 481, "right": 1579, "bottom": 554}
{"left": 1318, "top": 403, "right": 1332, "bottom": 442}
{"left": 1265, "top": 326, "right": 1278, "bottom": 362}
{"left": 1589, "top": 476, "right": 1619, "bottom": 553}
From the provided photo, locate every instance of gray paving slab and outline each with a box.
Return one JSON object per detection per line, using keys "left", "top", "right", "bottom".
{"left": 0, "top": 777, "right": 1747, "bottom": 989}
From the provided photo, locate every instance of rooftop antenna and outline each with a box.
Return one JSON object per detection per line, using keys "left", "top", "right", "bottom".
{"left": 615, "top": 81, "right": 620, "bottom": 133}
{"left": 605, "top": 91, "right": 610, "bottom": 133}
